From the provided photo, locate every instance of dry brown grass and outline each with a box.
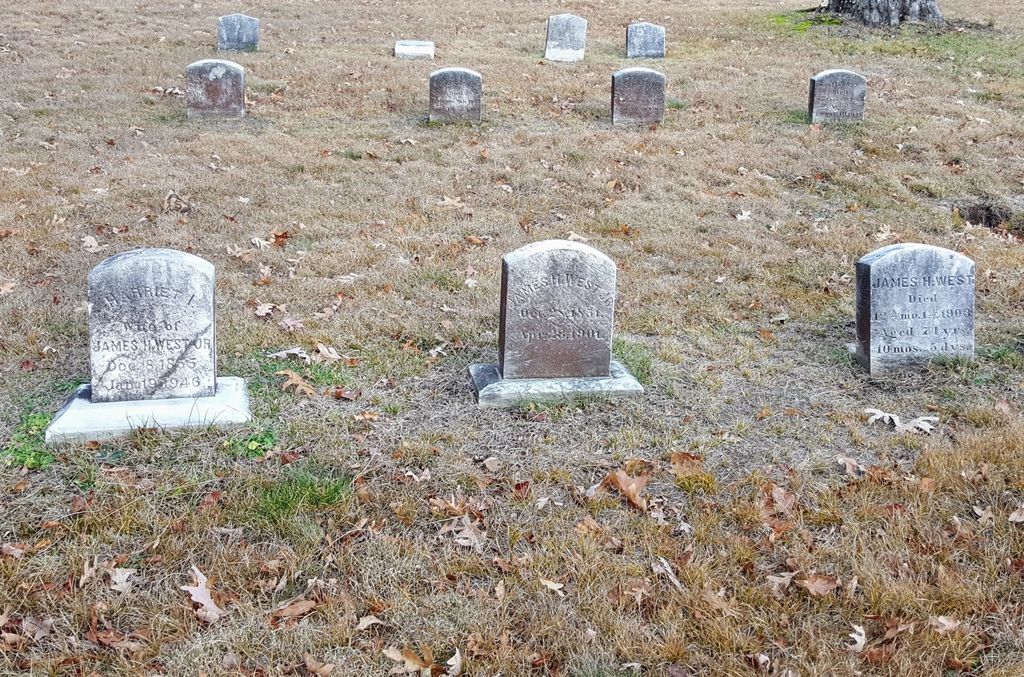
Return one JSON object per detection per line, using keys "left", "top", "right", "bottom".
{"left": 2, "top": 0, "right": 1024, "bottom": 674}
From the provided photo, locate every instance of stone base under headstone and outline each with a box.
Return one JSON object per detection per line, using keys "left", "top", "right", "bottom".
{"left": 469, "top": 360, "right": 643, "bottom": 409}
{"left": 45, "top": 377, "right": 252, "bottom": 445}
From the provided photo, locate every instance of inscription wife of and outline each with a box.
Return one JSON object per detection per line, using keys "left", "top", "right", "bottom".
{"left": 88, "top": 249, "right": 217, "bottom": 402}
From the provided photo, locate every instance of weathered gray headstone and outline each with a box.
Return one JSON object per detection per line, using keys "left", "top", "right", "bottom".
{"left": 217, "top": 13, "right": 259, "bottom": 52}
{"left": 544, "top": 14, "right": 587, "bottom": 62}
{"left": 45, "top": 248, "right": 251, "bottom": 444}
{"left": 89, "top": 249, "right": 216, "bottom": 402}
{"left": 854, "top": 243, "right": 975, "bottom": 374}
{"left": 469, "top": 240, "right": 643, "bottom": 408}
{"left": 611, "top": 68, "right": 666, "bottom": 125}
{"left": 808, "top": 69, "right": 866, "bottom": 123}
{"left": 186, "top": 59, "right": 246, "bottom": 120}
{"left": 626, "top": 22, "right": 665, "bottom": 58}
{"left": 395, "top": 40, "right": 435, "bottom": 59}
{"left": 429, "top": 67, "right": 482, "bottom": 123}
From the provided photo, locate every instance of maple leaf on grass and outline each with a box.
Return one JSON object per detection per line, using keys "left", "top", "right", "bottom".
{"left": 180, "top": 565, "right": 225, "bottom": 623}
{"left": 276, "top": 370, "right": 316, "bottom": 396}
{"left": 795, "top": 573, "right": 841, "bottom": 597}
{"left": 605, "top": 469, "right": 650, "bottom": 510}
{"left": 895, "top": 416, "right": 939, "bottom": 435}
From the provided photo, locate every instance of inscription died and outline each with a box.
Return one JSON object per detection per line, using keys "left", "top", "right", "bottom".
{"left": 499, "top": 241, "right": 616, "bottom": 379}
{"left": 89, "top": 249, "right": 217, "bottom": 402}
{"left": 855, "top": 243, "right": 975, "bottom": 374}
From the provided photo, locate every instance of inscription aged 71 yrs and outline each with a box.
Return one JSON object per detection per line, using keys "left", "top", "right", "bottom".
{"left": 89, "top": 249, "right": 216, "bottom": 402}
{"left": 499, "top": 240, "right": 616, "bottom": 379}
{"left": 855, "top": 243, "right": 975, "bottom": 374}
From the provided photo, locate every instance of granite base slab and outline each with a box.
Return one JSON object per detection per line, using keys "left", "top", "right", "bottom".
{"left": 45, "top": 377, "right": 252, "bottom": 445}
{"left": 469, "top": 360, "right": 643, "bottom": 409}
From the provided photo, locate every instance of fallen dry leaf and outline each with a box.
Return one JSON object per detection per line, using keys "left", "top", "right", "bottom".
{"left": 277, "top": 370, "right": 316, "bottom": 397}
{"left": 605, "top": 469, "right": 650, "bottom": 511}
{"left": 928, "top": 615, "right": 962, "bottom": 635}
{"left": 847, "top": 624, "right": 867, "bottom": 653}
{"left": 796, "top": 574, "right": 841, "bottom": 597}
{"left": 304, "top": 652, "right": 335, "bottom": 676}
{"left": 180, "top": 565, "right": 226, "bottom": 623}
{"left": 355, "top": 615, "right": 383, "bottom": 631}
{"left": 540, "top": 577, "right": 566, "bottom": 597}
{"left": 270, "top": 599, "right": 317, "bottom": 621}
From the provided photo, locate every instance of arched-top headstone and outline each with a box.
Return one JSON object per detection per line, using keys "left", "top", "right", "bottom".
{"left": 499, "top": 240, "right": 616, "bottom": 379}
{"left": 89, "top": 249, "right": 216, "bottom": 402}
{"left": 626, "top": 22, "right": 665, "bottom": 59}
{"left": 612, "top": 67, "right": 666, "bottom": 125}
{"left": 855, "top": 243, "right": 975, "bottom": 374}
{"left": 217, "top": 13, "right": 259, "bottom": 52}
{"left": 186, "top": 59, "right": 246, "bottom": 120}
{"left": 808, "top": 69, "right": 866, "bottom": 123}
{"left": 429, "top": 67, "right": 482, "bottom": 123}
{"left": 545, "top": 14, "right": 587, "bottom": 62}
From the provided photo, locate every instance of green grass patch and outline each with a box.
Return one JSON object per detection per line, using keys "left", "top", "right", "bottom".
{"left": 225, "top": 428, "right": 279, "bottom": 458}
{"left": 2, "top": 412, "right": 54, "bottom": 470}
{"left": 666, "top": 98, "right": 688, "bottom": 111}
{"left": 613, "top": 337, "right": 653, "bottom": 385}
{"left": 253, "top": 467, "right": 352, "bottom": 525}
{"left": 769, "top": 11, "right": 841, "bottom": 34}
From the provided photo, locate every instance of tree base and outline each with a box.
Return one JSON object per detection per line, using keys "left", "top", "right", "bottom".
{"left": 827, "top": 0, "right": 944, "bottom": 27}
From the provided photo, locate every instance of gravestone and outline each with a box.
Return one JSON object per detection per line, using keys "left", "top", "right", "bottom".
{"left": 808, "top": 69, "right": 866, "bottom": 123}
{"left": 395, "top": 40, "right": 435, "bottom": 59}
{"left": 469, "top": 240, "right": 643, "bottom": 408}
{"left": 429, "top": 68, "right": 482, "bottom": 123}
{"left": 217, "top": 13, "right": 259, "bottom": 52}
{"left": 611, "top": 68, "right": 666, "bottom": 125}
{"left": 45, "top": 249, "right": 251, "bottom": 444}
{"left": 626, "top": 22, "right": 665, "bottom": 58}
{"left": 854, "top": 243, "right": 975, "bottom": 374}
{"left": 89, "top": 249, "right": 216, "bottom": 402}
{"left": 186, "top": 59, "right": 246, "bottom": 120}
{"left": 544, "top": 14, "right": 587, "bottom": 62}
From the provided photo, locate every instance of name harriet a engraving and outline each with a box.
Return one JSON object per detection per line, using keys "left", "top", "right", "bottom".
{"left": 89, "top": 249, "right": 216, "bottom": 402}
{"left": 855, "top": 243, "right": 975, "bottom": 374}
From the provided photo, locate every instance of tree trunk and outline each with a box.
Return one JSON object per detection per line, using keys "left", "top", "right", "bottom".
{"left": 827, "top": 0, "right": 944, "bottom": 27}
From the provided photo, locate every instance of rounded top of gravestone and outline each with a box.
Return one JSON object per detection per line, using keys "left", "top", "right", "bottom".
{"left": 220, "top": 12, "right": 257, "bottom": 20}
{"left": 857, "top": 243, "right": 973, "bottom": 268}
{"left": 628, "top": 21, "right": 663, "bottom": 30}
{"left": 89, "top": 248, "right": 214, "bottom": 280}
{"left": 187, "top": 58, "right": 244, "bottom": 72}
{"left": 430, "top": 67, "right": 482, "bottom": 80}
{"left": 613, "top": 66, "right": 666, "bottom": 81}
{"left": 504, "top": 239, "right": 615, "bottom": 268}
{"left": 812, "top": 69, "right": 866, "bottom": 83}
{"left": 550, "top": 13, "right": 587, "bottom": 23}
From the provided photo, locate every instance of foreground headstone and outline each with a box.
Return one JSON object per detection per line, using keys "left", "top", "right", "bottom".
{"left": 46, "top": 249, "right": 251, "bottom": 444}
{"left": 469, "top": 240, "right": 643, "bottom": 408}
{"left": 186, "top": 59, "right": 246, "bottom": 120}
{"left": 544, "top": 14, "right": 587, "bottom": 62}
{"left": 429, "top": 68, "right": 482, "bottom": 123}
{"left": 395, "top": 40, "right": 435, "bottom": 59}
{"left": 626, "top": 22, "right": 665, "bottom": 58}
{"left": 808, "top": 69, "right": 866, "bottom": 123}
{"left": 612, "top": 68, "right": 666, "bottom": 125}
{"left": 217, "top": 13, "right": 259, "bottom": 52}
{"left": 853, "top": 243, "right": 975, "bottom": 375}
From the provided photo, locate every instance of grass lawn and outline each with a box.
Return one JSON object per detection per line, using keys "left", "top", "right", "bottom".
{"left": 1, "top": 0, "right": 1023, "bottom": 674}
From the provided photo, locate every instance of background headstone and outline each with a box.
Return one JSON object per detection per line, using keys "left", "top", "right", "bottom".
{"left": 855, "top": 243, "right": 975, "bottom": 374}
{"left": 808, "top": 69, "right": 866, "bottom": 123}
{"left": 395, "top": 40, "right": 435, "bottom": 59}
{"left": 217, "top": 13, "right": 259, "bottom": 51}
{"left": 499, "top": 240, "right": 616, "bottom": 379}
{"left": 626, "top": 22, "right": 665, "bottom": 58}
{"left": 544, "top": 14, "right": 587, "bottom": 62}
{"left": 89, "top": 249, "right": 216, "bottom": 402}
{"left": 429, "top": 67, "right": 482, "bottom": 123}
{"left": 612, "top": 67, "right": 666, "bottom": 125}
{"left": 186, "top": 59, "right": 245, "bottom": 120}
